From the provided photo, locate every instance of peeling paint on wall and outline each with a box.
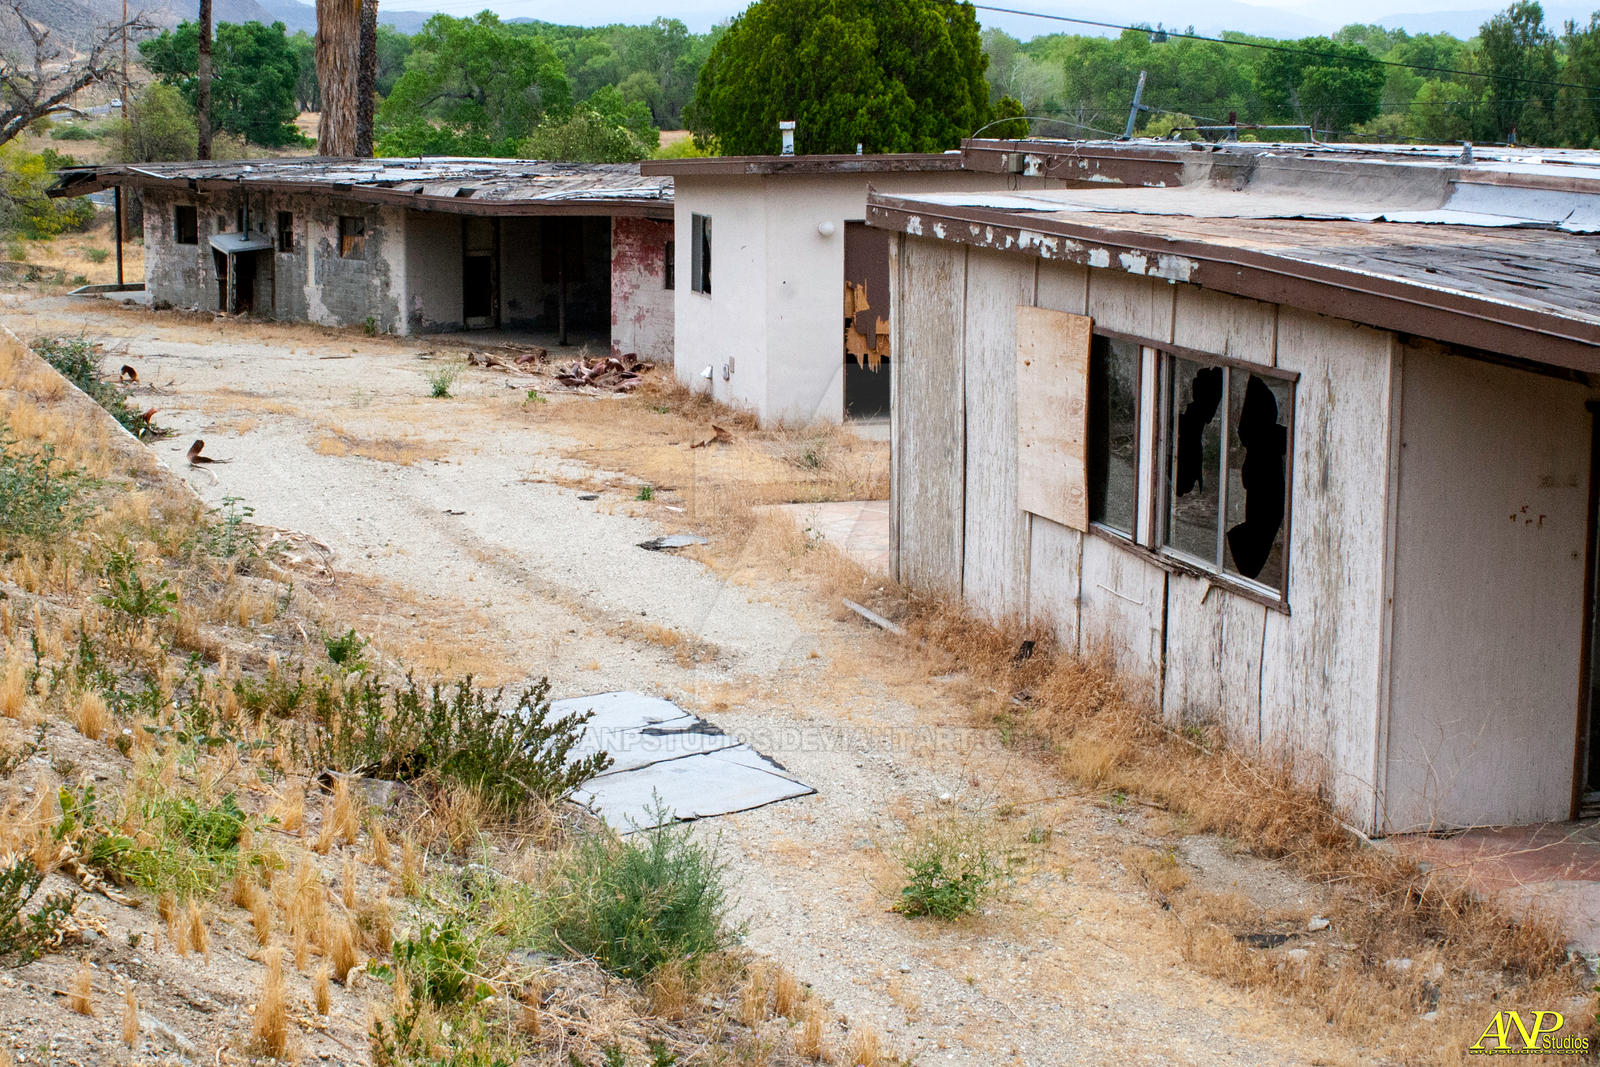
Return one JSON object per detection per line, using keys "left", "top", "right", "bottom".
{"left": 610, "top": 216, "right": 674, "bottom": 363}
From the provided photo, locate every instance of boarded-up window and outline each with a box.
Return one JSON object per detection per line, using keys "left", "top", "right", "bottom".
{"left": 690, "top": 214, "right": 711, "bottom": 294}
{"left": 1016, "top": 306, "right": 1092, "bottom": 531}
{"left": 174, "top": 205, "right": 197, "bottom": 245}
{"left": 338, "top": 215, "right": 365, "bottom": 259}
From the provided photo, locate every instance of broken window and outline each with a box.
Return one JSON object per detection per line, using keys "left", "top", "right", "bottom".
{"left": 277, "top": 211, "right": 294, "bottom": 253}
{"left": 1164, "top": 354, "right": 1292, "bottom": 592}
{"left": 338, "top": 215, "right": 366, "bottom": 259}
{"left": 690, "top": 214, "right": 711, "bottom": 294}
{"left": 1088, "top": 335, "right": 1141, "bottom": 537}
{"left": 664, "top": 240, "right": 675, "bottom": 290}
{"left": 174, "top": 205, "right": 197, "bottom": 245}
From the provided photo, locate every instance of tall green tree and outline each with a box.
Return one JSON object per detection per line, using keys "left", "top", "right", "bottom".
{"left": 375, "top": 13, "right": 570, "bottom": 155}
{"left": 1255, "top": 37, "right": 1387, "bottom": 133}
{"left": 690, "top": 0, "right": 991, "bottom": 154}
{"left": 1479, "top": 1, "right": 1558, "bottom": 142}
{"left": 140, "top": 21, "right": 302, "bottom": 146}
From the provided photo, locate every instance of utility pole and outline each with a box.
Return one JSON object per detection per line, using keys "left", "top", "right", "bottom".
{"left": 1121, "top": 70, "right": 1148, "bottom": 140}
{"left": 197, "top": 0, "right": 212, "bottom": 159}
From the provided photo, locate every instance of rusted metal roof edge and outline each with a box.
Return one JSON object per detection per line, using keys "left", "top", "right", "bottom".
{"left": 639, "top": 152, "right": 967, "bottom": 178}
{"left": 49, "top": 166, "right": 671, "bottom": 217}
{"left": 866, "top": 192, "right": 1600, "bottom": 376}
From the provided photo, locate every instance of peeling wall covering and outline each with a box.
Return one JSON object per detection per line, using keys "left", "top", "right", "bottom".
{"left": 610, "top": 216, "right": 673, "bottom": 363}
{"left": 141, "top": 188, "right": 403, "bottom": 332}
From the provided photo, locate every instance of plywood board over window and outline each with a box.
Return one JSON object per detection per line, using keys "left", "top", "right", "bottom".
{"left": 1016, "top": 306, "right": 1092, "bottom": 531}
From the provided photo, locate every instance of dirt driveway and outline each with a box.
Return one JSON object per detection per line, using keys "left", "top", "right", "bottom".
{"left": 5, "top": 292, "right": 1371, "bottom": 1066}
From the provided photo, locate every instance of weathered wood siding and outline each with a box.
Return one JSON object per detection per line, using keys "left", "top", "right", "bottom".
{"left": 891, "top": 235, "right": 1397, "bottom": 831}
{"left": 1383, "top": 342, "right": 1591, "bottom": 831}
{"left": 893, "top": 237, "right": 967, "bottom": 596}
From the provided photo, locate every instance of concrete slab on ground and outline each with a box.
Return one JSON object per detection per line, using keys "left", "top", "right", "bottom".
{"left": 555, "top": 691, "right": 814, "bottom": 831}
{"left": 763, "top": 499, "right": 890, "bottom": 574}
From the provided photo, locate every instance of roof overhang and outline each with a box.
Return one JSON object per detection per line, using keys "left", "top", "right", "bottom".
{"left": 208, "top": 232, "right": 273, "bottom": 254}
{"left": 866, "top": 190, "right": 1600, "bottom": 377}
{"left": 639, "top": 152, "right": 967, "bottom": 178}
{"left": 48, "top": 161, "right": 674, "bottom": 220}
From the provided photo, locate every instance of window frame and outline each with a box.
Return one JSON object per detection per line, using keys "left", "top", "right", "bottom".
{"left": 664, "top": 239, "right": 675, "bottom": 291}
{"left": 173, "top": 204, "right": 198, "bottom": 245}
{"left": 1086, "top": 332, "right": 1145, "bottom": 541}
{"left": 1152, "top": 341, "right": 1298, "bottom": 605}
{"left": 277, "top": 211, "right": 294, "bottom": 253}
{"left": 690, "top": 213, "right": 711, "bottom": 294}
{"left": 337, "top": 215, "right": 366, "bottom": 260}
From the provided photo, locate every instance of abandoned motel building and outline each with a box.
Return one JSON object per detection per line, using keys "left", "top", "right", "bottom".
{"left": 47, "top": 136, "right": 1600, "bottom": 837}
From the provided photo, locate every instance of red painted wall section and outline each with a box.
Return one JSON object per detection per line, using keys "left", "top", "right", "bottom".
{"left": 611, "top": 217, "right": 674, "bottom": 364}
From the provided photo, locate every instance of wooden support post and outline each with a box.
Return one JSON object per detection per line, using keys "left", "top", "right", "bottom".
{"left": 558, "top": 256, "right": 568, "bottom": 347}
{"left": 113, "top": 186, "right": 124, "bottom": 287}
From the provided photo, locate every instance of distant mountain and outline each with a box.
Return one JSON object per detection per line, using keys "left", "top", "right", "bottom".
{"left": 13, "top": 0, "right": 439, "bottom": 48}
{"left": 1372, "top": 2, "right": 1599, "bottom": 34}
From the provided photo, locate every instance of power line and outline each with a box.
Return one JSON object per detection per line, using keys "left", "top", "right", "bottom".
{"left": 971, "top": 3, "right": 1600, "bottom": 94}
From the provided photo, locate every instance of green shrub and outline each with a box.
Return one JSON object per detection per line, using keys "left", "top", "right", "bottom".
{"left": 393, "top": 919, "right": 489, "bottom": 1007}
{"left": 31, "top": 336, "right": 148, "bottom": 436}
{"left": 549, "top": 806, "right": 734, "bottom": 978}
{"left": 323, "top": 627, "right": 369, "bottom": 670}
{"left": 96, "top": 547, "right": 178, "bottom": 624}
{"left": 893, "top": 818, "right": 1000, "bottom": 921}
{"left": 424, "top": 362, "right": 461, "bottom": 398}
{"left": 85, "top": 248, "right": 109, "bottom": 263}
{"left": 0, "top": 858, "right": 78, "bottom": 963}
{"left": 0, "top": 431, "right": 89, "bottom": 543}
{"left": 295, "top": 676, "right": 610, "bottom": 818}
{"left": 50, "top": 125, "right": 98, "bottom": 141}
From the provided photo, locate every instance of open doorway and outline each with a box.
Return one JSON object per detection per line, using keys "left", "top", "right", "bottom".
{"left": 463, "top": 218, "right": 499, "bottom": 329}
{"left": 843, "top": 221, "right": 891, "bottom": 419}
{"left": 1581, "top": 406, "right": 1600, "bottom": 819}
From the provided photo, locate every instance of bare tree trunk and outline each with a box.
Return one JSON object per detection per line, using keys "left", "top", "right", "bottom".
{"left": 355, "top": 0, "right": 377, "bottom": 156}
{"left": 197, "top": 0, "right": 211, "bottom": 159}
{"left": 315, "top": 0, "right": 360, "bottom": 155}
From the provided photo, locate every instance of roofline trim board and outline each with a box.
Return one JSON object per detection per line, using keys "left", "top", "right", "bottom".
{"left": 866, "top": 192, "right": 1600, "bottom": 375}
{"left": 639, "top": 152, "right": 967, "bottom": 177}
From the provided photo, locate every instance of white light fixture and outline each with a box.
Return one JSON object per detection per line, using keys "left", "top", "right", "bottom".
{"left": 817, "top": 220, "right": 836, "bottom": 237}
{"left": 700, "top": 365, "right": 714, "bottom": 380}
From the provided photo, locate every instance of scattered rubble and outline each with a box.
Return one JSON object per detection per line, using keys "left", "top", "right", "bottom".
{"left": 555, "top": 353, "right": 654, "bottom": 392}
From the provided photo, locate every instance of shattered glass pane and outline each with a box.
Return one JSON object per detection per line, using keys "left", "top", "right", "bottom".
{"left": 1225, "top": 372, "right": 1291, "bottom": 588}
{"left": 1089, "top": 336, "right": 1140, "bottom": 536}
{"left": 1167, "top": 357, "right": 1224, "bottom": 563}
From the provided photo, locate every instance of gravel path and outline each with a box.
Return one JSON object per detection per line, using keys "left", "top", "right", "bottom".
{"left": 8, "top": 294, "right": 1370, "bottom": 1065}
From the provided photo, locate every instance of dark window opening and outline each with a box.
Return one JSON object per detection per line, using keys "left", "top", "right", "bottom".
{"left": 664, "top": 240, "right": 675, "bottom": 290}
{"left": 1088, "top": 335, "right": 1141, "bottom": 536}
{"left": 1225, "top": 373, "right": 1290, "bottom": 586}
{"left": 690, "top": 214, "right": 711, "bottom": 294}
{"left": 338, "top": 215, "right": 365, "bottom": 259}
{"left": 174, "top": 205, "right": 197, "bottom": 245}
{"left": 1164, "top": 355, "right": 1292, "bottom": 592}
{"left": 277, "top": 211, "right": 294, "bottom": 253}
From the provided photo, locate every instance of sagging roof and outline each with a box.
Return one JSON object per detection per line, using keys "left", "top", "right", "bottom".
{"left": 49, "top": 157, "right": 674, "bottom": 218}
{"left": 639, "top": 152, "right": 966, "bottom": 178}
{"left": 868, "top": 139, "right": 1600, "bottom": 374}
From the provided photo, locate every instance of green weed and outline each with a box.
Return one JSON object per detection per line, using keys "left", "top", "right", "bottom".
{"left": 893, "top": 818, "right": 1000, "bottom": 921}
{"left": 0, "top": 858, "right": 78, "bottom": 963}
{"left": 31, "top": 336, "right": 147, "bottom": 436}
{"left": 549, "top": 802, "right": 734, "bottom": 979}
{"left": 425, "top": 362, "right": 462, "bottom": 399}
{"left": 635, "top": 484, "right": 654, "bottom": 501}
{"left": 96, "top": 548, "right": 176, "bottom": 624}
{"left": 0, "top": 431, "right": 89, "bottom": 544}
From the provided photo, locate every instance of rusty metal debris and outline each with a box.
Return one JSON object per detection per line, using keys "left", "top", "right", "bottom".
{"left": 690, "top": 424, "right": 734, "bottom": 449}
{"left": 555, "top": 352, "right": 654, "bottom": 392}
{"left": 465, "top": 347, "right": 549, "bottom": 373}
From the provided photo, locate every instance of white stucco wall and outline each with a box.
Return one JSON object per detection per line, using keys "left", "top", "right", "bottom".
{"left": 670, "top": 166, "right": 1060, "bottom": 425}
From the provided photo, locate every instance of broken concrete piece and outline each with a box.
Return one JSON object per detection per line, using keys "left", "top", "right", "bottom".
{"left": 638, "top": 534, "right": 708, "bottom": 551}
{"left": 554, "top": 691, "right": 814, "bottom": 831}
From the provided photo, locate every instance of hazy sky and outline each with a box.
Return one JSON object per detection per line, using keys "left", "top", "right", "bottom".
{"left": 373, "top": 0, "right": 1537, "bottom": 40}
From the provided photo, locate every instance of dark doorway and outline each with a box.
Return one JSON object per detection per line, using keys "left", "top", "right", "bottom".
{"left": 1582, "top": 405, "right": 1600, "bottom": 819}
{"left": 214, "top": 249, "right": 228, "bottom": 310}
{"left": 843, "top": 221, "right": 891, "bottom": 419}
{"left": 234, "top": 252, "right": 257, "bottom": 314}
{"left": 463, "top": 217, "right": 499, "bottom": 329}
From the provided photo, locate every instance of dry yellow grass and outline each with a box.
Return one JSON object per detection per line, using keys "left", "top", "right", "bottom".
{"left": 186, "top": 899, "right": 209, "bottom": 960}
{"left": 797, "top": 1008, "right": 827, "bottom": 1061}
{"left": 73, "top": 689, "right": 108, "bottom": 740}
{"left": 68, "top": 958, "right": 94, "bottom": 1016}
{"left": 311, "top": 429, "right": 450, "bottom": 466}
{"left": 251, "top": 946, "right": 289, "bottom": 1058}
{"left": 0, "top": 655, "right": 24, "bottom": 718}
{"left": 121, "top": 982, "right": 138, "bottom": 1047}
{"left": 313, "top": 964, "right": 331, "bottom": 1015}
